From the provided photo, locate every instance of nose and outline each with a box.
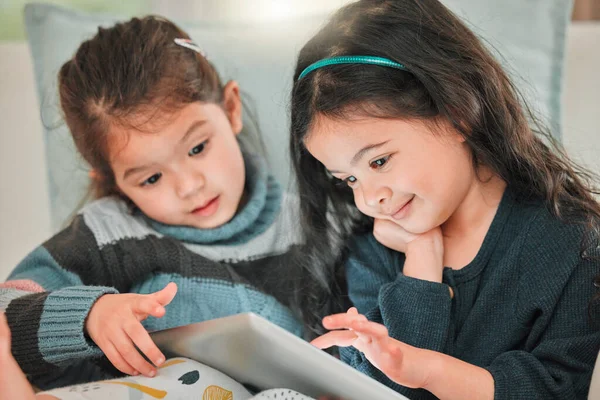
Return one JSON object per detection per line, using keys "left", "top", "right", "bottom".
{"left": 361, "top": 181, "right": 392, "bottom": 209}
{"left": 175, "top": 168, "right": 205, "bottom": 199}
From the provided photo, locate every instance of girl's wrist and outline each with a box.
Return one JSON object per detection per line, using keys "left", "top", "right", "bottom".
{"left": 403, "top": 243, "right": 444, "bottom": 283}
{"left": 419, "top": 348, "right": 446, "bottom": 393}
{"left": 406, "top": 233, "right": 443, "bottom": 259}
{"left": 420, "top": 348, "right": 495, "bottom": 400}
{"left": 400, "top": 345, "right": 443, "bottom": 392}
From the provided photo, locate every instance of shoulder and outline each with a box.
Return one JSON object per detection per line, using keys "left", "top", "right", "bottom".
{"left": 278, "top": 191, "right": 300, "bottom": 216}
{"left": 514, "top": 201, "right": 586, "bottom": 270}
{"left": 510, "top": 200, "right": 597, "bottom": 308}
{"left": 76, "top": 196, "right": 159, "bottom": 247}
{"left": 79, "top": 196, "right": 131, "bottom": 217}
{"left": 271, "top": 191, "right": 303, "bottom": 239}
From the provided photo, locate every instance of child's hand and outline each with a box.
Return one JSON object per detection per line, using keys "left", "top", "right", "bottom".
{"left": 372, "top": 218, "right": 417, "bottom": 253}
{"left": 373, "top": 219, "right": 444, "bottom": 283}
{"left": 311, "top": 308, "right": 430, "bottom": 390}
{"left": 0, "top": 312, "right": 37, "bottom": 400}
{"left": 86, "top": 282, "right": 177, "bottom": 377}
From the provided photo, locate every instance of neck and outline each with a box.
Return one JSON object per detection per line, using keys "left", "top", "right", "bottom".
{"left": 442, "top": 167, "right": 507, "bottom": 239}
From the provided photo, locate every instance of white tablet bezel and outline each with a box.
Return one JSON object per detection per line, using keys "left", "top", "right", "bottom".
{"left": 151, "top": 313, "right": 409, "bottom": 400}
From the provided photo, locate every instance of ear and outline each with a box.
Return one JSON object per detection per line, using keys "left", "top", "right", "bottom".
{"left": 222, "top": 80, "right": 243, "bottom": 135}
{"left": 89, "top": 168, "right": 112, "bottom": 184}
{"left": 453, "top": 130, "right": 467, "bottom": 143}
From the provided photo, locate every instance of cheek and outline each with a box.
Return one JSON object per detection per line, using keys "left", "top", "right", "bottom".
{"left": 433, "top": 149, "right": 472, "bottom": 197}
{"left": 127, "top": 188, "right": 176, "bottom": 216}
{"left": 403, "top": 145, "right": 465, "bottom": 197}
{"left": 353, "top": 191, "right": 364, "bottom": 211}
{"left": 231, "top": 159, "right": 246, "bottom": 193}
{"left": 209, "top": 141, "right": 245, "bottom": 188}
{"left": 417, "top": 152, "right": 472, "bottom": 220}
{"left": 353, "top": 190, "right": 375, "bottom": 217}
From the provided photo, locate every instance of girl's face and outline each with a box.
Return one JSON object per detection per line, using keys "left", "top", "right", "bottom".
{"left": 109, "top": 82, "right": 246, "bottom": 229}
{"left": 304, "top": 115, "right": 476, "bottom": 234}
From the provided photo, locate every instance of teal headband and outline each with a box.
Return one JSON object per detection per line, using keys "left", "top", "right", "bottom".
{"left": 297, "top": 55, "right": 407, "bottom": 80}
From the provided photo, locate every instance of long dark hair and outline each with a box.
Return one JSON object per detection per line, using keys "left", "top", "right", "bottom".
{"left": 290, "top": 0, "right": 600, "bottom": 316}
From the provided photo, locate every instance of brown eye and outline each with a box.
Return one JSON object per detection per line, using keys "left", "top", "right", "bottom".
{"left": 189, "top": 141, "right": 207, "bottom": 156}
{"left": 370, "top": 156, "right": 390, "bottom": 169}
{"left": 344, "top": 176, "right": 358, "bottom": 187}
{"left": 142, "top": 173, "right": 162, "bottom": 186}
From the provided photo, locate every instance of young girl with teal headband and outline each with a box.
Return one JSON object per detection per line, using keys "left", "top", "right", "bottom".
{"left": 0, "top": 15, "right": 344, "bottom": 392}
{"left": 290, "top": 0, "right": 600, "bottom": 399}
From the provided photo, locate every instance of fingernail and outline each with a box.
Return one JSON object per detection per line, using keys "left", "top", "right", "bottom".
{"left": 133, "top": 371, "right": 139, "bottom": 376}
{"left": 155, "top": 356, "right": 164, "bottom": 366}
{"left": 149, "top": 370, "right": 156, "bottom": 377}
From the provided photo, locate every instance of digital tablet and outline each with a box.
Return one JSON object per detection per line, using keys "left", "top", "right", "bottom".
{"left": 151, "top": 313, "right": 409, "bottom": 400}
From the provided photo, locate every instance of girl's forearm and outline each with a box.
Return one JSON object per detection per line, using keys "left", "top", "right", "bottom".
{"left": 420, "top": 349, "right": 494, "bottom": 400}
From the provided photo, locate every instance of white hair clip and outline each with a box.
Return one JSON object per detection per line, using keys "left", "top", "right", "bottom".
{"left": 174, "top": 38, "right": 206, "bottom": 57}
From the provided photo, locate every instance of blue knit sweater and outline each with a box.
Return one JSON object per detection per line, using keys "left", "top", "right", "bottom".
{"left": 0, "top": 154, "right": 304, "bottom": 389}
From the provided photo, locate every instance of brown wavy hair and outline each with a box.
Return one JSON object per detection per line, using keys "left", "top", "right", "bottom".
{"left": 58, "top": 16, "right": 229, "bottom": 199}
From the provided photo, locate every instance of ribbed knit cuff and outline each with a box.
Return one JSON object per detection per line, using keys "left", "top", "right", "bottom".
{"left": 37, "top": 286, "right": 118, "bottom": 365}
{"left": 6, "top": 291, "right": 53, "bottom": 374}
{"left": 390, "top": 273, "right": 453, "bottom": 297}
{"left": 378, "top": 274, "right": 452, "bottom": 352}
{"left": 486, "top": 365, "right": 509, "bottom": 400}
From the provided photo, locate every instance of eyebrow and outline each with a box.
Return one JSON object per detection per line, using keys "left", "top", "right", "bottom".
{"left": 122, "top": 119, "right": 207, "bottom": 181}
{"left": 179, "top": 119, "right": 207, "bottom": 145}
{"left": 328, "top": 140, "right": 390, "bottom": 174}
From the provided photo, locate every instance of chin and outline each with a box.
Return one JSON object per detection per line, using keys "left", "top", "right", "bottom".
{"left": 196, "top": 211, "right": 236, "bottom": 229}
{"left": 397, "top": 217, "right": 436, "bottom": 235}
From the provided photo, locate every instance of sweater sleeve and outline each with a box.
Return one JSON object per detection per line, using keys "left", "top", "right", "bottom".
{"left": 486, "top": 252, "right": 600, "bottom": 399}
{"left": 340, "top": 233, "right": 453, "bottom": 400}
{"left": 1, "top": 215, "right": 118, "bottom": 378}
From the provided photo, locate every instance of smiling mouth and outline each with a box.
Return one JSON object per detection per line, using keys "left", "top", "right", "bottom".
{"left": 191, "top": 196, "right": 219, "bottom": 214}
{"left": 390, "top": 196, "right": 414, "bottom": 219}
